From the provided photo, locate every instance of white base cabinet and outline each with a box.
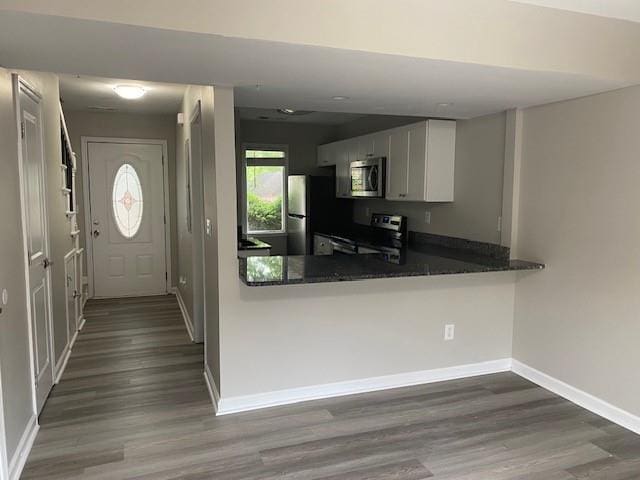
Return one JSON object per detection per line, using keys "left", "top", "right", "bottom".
{"left": 317, "top": 120, "right": 455, "bottom": 202}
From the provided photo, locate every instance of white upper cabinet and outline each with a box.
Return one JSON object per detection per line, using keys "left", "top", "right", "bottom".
{"left": 317, "top": 143, "right": 336, "bottom": 166}
{"left": 357, "top": 135, "right": 375, "bottom": 159}
{"left": 386, "top": 120, "right": 455, "bottom": 202}
{"left": 317, "top": 119, "right": 455, "bottom": 201}
{"left": 372, "top": 132, "right": 390, "bottom": 160}
{"left": 387, "top": 129, "right": 409, "bottom": 200}
{"left": 334, "top": 140, "right": 351, "bottom": 198}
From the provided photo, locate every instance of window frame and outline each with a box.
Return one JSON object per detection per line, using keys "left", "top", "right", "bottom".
{"left": 242, "top": 143, "right": 289, "bottom": 236}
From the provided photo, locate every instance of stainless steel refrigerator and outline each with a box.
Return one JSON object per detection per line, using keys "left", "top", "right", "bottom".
{"left": 287, "top": 175, "right": 351, "bottom": 255}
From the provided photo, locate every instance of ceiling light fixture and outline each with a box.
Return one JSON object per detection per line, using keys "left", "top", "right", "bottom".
{"left": 437, "top": 102, "right": 454, "bottom": 108}
{"left": 277, "top": 108, "right": 296, "bottom": 115}
{"left": 331, "top": 96, "right": 349, "bottom": 101}
{"left": 113, "top": 85, "right": 146, "bottom": 99}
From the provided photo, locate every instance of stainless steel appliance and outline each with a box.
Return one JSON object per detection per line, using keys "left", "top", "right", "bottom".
{"left": 350, "top": 157, "right": 385, "bottom": 198}
{"left": 356, "top": 214, "right": 407, "bottom": 264}
{"left": 313, "top": 213, "right": 406, "bottom": 262}
{"left": 287, "top": 175, "right": 352, "bottom": 255}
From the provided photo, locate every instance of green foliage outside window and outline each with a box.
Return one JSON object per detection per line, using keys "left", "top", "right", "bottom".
{"left": 247, "top": 193, "right": 282, "bottom": 231}
{"left": 246, "top": 165, "right": 284, "bottom": 232}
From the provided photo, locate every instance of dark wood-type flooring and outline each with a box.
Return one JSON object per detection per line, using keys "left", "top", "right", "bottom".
{"left": 22, "top": 295, "right": 640, "bottom": 479}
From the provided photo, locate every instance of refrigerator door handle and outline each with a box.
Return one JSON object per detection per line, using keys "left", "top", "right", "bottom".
{"left": 288, "top": 213, "right": 306, "bottom": 219}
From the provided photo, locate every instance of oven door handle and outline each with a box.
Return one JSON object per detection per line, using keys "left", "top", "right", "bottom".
{"left": 330, "top": 241, "right": 356, "bottom": 254}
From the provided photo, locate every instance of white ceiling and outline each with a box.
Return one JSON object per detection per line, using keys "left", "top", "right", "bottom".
{"left": 0, "top": 11, "right": 628, "bottom": 119}
{"left": 59, "top": 74, "right": 185, "bottom": 114}
{"left": 511, "top": 0, "right": 640, "bottom": 23}
{"left": 237, "top": 107, "right": 365, "bottom": 125}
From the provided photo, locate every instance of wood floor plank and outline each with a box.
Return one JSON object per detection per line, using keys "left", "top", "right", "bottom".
{"left": 21, "top": 295, "right": 640, "bottom": 480}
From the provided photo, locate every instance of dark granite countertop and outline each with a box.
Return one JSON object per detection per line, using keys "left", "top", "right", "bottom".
{"left": 239, "top": 240, "right": 544, "bottom": 286}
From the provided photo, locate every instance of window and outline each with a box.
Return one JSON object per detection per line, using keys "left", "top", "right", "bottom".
{"left": 244, "top": 145, "right": 287, "bottom": 234}
{"left": 112, "top": 163, "right": 144, "bottom": 238}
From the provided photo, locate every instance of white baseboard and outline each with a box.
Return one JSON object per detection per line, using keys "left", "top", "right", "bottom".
{"left": 8, "top": 415, "right": 38, "bottom": 480}
{"left": 203, "top": 364, "right": 220, "bottom": 414}
{"left": 54, "top": 344, "right": 72, "bottom": 385}
{"left": 512, "top": 359, "right": 640, "bottom": 435}
{"left": 54, "top": 325, "right": 80, "bottom": 385}
{"left": 216, "top": 358, "right": 512, "bottom": 416}
{"left": 174, "top": 289, "right": 194, "bottom": 342}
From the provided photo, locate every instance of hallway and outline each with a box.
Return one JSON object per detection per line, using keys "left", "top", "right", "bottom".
{"left": 21, "top": 295, "right": 209, "bottom": 479}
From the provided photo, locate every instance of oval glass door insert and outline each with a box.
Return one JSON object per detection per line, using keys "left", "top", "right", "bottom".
{"left": 112, "top": 163, "right": 144, "bottom": 238}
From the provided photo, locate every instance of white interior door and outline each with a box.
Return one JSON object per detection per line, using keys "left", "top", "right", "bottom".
{"left": 17, "top": 79, "right": 54, "bottom": 414}
{"left": 88, "top": 142, "right": 167, "bottom": 298}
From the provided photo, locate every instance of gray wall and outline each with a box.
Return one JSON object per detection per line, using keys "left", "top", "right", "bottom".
{"left": 345, "top": 113, "right": 506, "bottom": 244}
{"left": 64, "top": 111, "right": 178, "bottom": 288}
{"left": 201, "top": 85, "right": 222, "bottom": 391}
{"left": 513, "top": 85, "right": 640, "bottom": 418}
{"left": 175, "top": 86, "right": 207, "bottom": 342}
{"left": 236, "top": 119, "right": 338, "bottom": 255}
{"left": 0, "top": 68, "right": 72, "bottom": 470}
{"left": 0, "top": 68, "right": 34, "bottom": 466}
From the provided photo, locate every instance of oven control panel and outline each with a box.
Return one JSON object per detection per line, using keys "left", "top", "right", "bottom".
{"left": 370, "top": 213, "right": 404, "bottom": 232}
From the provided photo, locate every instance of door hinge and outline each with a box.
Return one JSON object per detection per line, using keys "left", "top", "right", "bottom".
{"left": 20, "top": 121, "right": 25, "bottom": 139}
{"left": 163, "top": 214, "right": 166, "bottom": 225}
{"left": 165, "top": 272, "right": 168, "bottom": 281}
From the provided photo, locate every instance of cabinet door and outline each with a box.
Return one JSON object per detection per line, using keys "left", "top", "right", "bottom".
{"left": 336, "top": 159, "right": 351, "bottom": 198}
{"left": 425, "top": 120, "right": 456, "bottom": 201}
{"left": 346, "top": 138, "right": 359, "bottom": 163}
{"left": 387, "top": 129, "right": 409, "bottom": 200}
{"left": 406, "top": 122, "right": 428, "bottom": 201}
{"left": 317, "top": 143, "right": 336, "bottom": 167}
{"left": 357, "top": 135, "right": 375, "bottom": 160}
{"left": 372, "top": 132, "right": 390, "bottom": 159}
{"left": 335, "top": 141, "right": 351, "bottom": 198}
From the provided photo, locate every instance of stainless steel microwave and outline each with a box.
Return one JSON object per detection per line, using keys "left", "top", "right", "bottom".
{"left": 350, "top": 157, "right": 385, "bottom": 198}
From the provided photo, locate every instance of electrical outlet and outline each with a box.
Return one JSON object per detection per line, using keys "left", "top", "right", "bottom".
{"left": 365, "top": 207, "right": 371, "bottom": 218}
{"left": 425, "top": 210, "right": 431, "bottom": 224}
{"left": 444, "top": 324, "right": 455, "bottom": 341}
{"left": 206, "top": 218, "right": 212, "bottom": 236}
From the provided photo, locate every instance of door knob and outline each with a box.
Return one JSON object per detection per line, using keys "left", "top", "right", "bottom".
{"left": 43, "top": 258, "right": 53, "bottom": 269}
{"left": 93, "top": 229, "right": 100, "bottom": 238}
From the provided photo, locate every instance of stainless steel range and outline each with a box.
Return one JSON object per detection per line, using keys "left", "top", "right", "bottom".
{"left": 318, "top": 213, "right": 407, "bottom": 263}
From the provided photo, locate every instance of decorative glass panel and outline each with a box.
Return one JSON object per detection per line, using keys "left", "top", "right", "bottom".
{"left": 112, "top": 163, "right": 143, "bottom": 238}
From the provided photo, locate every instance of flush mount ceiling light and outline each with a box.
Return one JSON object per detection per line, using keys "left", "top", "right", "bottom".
{"left": 113, "top": 85, "right": 146, "bottom": 99}
{"left": 276, "top": 108, "right": 313, "bottom": 116}
{"left": 437, "top": 102, "right": 454, "bottom": 108}
{"left": 331, "top": 95, "right": 350, "bottom": 101}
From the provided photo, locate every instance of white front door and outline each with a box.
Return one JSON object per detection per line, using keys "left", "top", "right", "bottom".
{"left": 87, "top": 142, "right": 167, "bottom": 298}
{"left": 17, "top": 79, "right": 54, "bottom": 414}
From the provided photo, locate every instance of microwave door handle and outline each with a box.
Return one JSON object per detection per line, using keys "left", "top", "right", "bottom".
{"left": 367, "top": 166, "right": 378, "bottom": 190}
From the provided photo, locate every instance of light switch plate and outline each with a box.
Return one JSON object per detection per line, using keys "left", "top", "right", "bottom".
{"left": 425, "top": 210, "right": 431, "bottom": 224}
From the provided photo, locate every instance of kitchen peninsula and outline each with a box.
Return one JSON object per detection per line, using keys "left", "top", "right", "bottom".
{"left": 239, "top": 232, "right": 543, "bottom": 286}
